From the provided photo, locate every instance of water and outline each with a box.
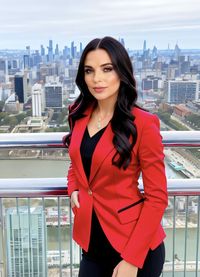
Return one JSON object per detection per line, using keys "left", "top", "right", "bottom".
{"left": 0, "top": 158, "right": 182, "bottom": 179}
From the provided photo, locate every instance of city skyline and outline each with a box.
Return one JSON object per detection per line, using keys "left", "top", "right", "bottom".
{"left": 0, "top": 0, "right": 200, "bottom": 50}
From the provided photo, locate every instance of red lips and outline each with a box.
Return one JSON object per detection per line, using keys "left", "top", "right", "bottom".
{"left": 93, "top": 87, "right": 107, "bottom": 93}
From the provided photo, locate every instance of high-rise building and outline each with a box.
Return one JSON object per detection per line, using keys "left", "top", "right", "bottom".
{"left": 143, "top": 40, "right": 147, "bottom": 53}
{"left": 55, "top": 44, "right": 59, "bottom": 56}
{"left": 14, "top": 72, "right": 29, "bottom": 103}
{"left": 26, "top": 46, "right": 31, "bottom": 56}
{"left": 0, "top": 59, "right": 8, "bottom": 82}
{"left": 23, "top": 55, "right": 30, "bottom": 69}
{"left": 142, "top": 77, "right": 160, "bottom": 91}
{"left": 6, "top": 206, "right": 47, "bottom": 277}
{"left": 48, "top": 40, "right": 53, "bottom": 62}
{"left": 45, "top": 81, "right": 63, "bottom": 110}
{"left": 71, "top": 41, "right": 75, "bottom": 58}
{"left": 80, "top": 42, "right": 83, "bottom": 55}
{"left": 0, "top": 59, "right": 7, "bottom": 74}
{"left": 167, "top": 80, "right": 199, "bottom": 104}
{"left": 41, "top": 45, "right": 45, "bottom": 56}
{"left": 32, "top": 83, "right": 42, "bottom": 117}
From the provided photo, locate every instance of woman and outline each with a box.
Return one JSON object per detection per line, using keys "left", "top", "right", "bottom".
{"left": 65, "top": 36, "right": 168, "bottom": 277}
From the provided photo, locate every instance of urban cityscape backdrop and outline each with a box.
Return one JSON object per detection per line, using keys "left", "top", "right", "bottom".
{"left": 0, "top": 0, "right": 200, "bottom": 275}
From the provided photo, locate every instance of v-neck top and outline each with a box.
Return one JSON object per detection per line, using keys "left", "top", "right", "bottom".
{"left": 80, "top": 126, "right": 121, "bottom": 262}
{"left": 80, "top": 126, "right": 106, "bottom": 180}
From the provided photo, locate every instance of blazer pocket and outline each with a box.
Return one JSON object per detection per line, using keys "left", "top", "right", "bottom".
{"left": 117, "top": 198, "right": 145, "bottom": 224}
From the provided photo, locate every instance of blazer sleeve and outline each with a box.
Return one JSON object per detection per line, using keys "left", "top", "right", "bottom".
{"left": 121, "top": 114, "right": 168, "bottom": 268}
{"left": 67, "top": 162, "right": 79, "bottom": 196}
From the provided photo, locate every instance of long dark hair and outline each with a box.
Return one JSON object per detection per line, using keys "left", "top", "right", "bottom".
{"left": 66, "top": 36, "right": 138, "bottom": 170}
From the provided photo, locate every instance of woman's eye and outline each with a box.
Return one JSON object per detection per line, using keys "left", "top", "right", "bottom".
{"left": 84, "top": 68, "right": 93, "bottom": 74}
{"left": 103, "top": 67, "right": 113, "bottom": 72}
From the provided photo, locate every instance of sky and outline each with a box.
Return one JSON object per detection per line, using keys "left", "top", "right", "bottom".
{"left": 0, "top": 0, "right": 200, "bottom": 50}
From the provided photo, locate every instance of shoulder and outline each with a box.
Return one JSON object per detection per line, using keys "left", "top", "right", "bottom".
{"left": 132, "top": 106, "right": 159, "bottom": 126}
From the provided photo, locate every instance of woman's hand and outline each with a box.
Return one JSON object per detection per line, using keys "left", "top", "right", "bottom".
{"left": 71, "top": 190, "right": 80, "bottom": 208}
{"left": 112, "top": 260, "right": 138, "bottom": 277}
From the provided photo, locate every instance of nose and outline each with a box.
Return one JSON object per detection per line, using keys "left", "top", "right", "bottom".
{"left": 93, "top": 70, "right": 103, "bottom": 83}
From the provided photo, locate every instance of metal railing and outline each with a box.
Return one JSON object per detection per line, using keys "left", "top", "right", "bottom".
{"left": 0, "top": 131, "right": 200, "bottom": 277}
{"left": 0, "top": 131, "right": 200, "bottom": 149}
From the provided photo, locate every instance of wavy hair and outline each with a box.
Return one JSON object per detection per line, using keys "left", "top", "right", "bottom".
{"left": 66, "top": 36, "right": 138, "bottom": 169}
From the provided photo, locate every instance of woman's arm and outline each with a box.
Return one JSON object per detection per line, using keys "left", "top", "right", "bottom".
{"left": 120, "top": 114, "right": 168, "bottom": 268}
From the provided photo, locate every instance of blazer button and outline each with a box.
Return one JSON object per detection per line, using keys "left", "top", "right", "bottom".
{"left": 88, "top": 189, "right": 92, "bottom": 195}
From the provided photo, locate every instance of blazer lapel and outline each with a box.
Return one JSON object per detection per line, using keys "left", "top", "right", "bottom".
{"left": 89, "top": 123, "right": 115, "bottom": 184}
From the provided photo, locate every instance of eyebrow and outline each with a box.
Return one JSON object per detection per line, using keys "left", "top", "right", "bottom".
{"left": 84, "top": 63, "right": 113, "bottom": 68}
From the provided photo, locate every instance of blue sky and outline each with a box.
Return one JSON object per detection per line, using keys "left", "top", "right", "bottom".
{"left": 0, "top": 0, "right": 199, "bottom": 50}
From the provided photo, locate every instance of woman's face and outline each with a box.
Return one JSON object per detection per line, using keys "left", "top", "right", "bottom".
{"left": 84, "top": 49, "right": 120, "bottom": 103}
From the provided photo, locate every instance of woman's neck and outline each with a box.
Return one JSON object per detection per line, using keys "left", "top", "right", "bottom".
{"left": 95, "top": 99, "right": 116, "bottom": 117}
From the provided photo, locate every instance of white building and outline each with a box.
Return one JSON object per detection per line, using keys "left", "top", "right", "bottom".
{"left": 32, "top": 83, "right": 42, "bottom": 117}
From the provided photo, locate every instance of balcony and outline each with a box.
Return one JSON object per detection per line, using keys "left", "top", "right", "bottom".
{"left": 0, "top": 131, "right": 200, "bottom": 277}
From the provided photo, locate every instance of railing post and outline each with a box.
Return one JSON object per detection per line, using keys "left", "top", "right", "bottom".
{"left": 0, "top": 198, "right": 6, "bottom": 277}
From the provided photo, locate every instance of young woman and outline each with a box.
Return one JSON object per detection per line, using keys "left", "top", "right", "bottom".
{"left": 65, "top": 36, "right": 168, "bottom": 277}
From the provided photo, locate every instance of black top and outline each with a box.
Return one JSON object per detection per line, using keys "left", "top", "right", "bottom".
{"left": 80, "top": 127, "right": 121, "bottom": 262}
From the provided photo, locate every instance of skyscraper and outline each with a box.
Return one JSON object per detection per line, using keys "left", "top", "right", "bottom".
{"left": 167, "top": 80, "right": 199, "bottom": 104}
{"left": 143, "top": 40, "right": 147, "bottom": 52}
{"left": 45, "top": 81, "right": 63, "bottom": 110}
{"left": 23, "top": 55, "right": 30, "bottom": 70}
{"left": 6, "top": 206, "right": 47, "bottom": 277}
{"left": 14, "top": 72, "right": 29, "bottom": 103}
{"left": 47, "top": 40, "right": 53, "bottom": 62}
{"left": 32, "top": 83, "right": 42, "bottom": 117}
{"left": 80, "top": 42, "right": 83, "bottom": 55}
{"left": 71, "top": 41, "right": 75, "bottom": 59}
{"left": 55, "top": 44, "right": 59, "bottom": 56}
{"left": 41, "top": 45, "right": 45, "bottom": 56}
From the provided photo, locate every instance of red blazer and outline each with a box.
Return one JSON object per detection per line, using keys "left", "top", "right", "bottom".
{"left": 67, "top": 106, "right": 168, "bottom": 268}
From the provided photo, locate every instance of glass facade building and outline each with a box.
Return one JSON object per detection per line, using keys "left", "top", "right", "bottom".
{"left": 6, "top": 206, "right": 47, "bottom": 277}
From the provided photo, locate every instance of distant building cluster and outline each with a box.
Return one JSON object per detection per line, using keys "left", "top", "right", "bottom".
{"left": 0, "top": 38, "right": 200, "bottom": 132}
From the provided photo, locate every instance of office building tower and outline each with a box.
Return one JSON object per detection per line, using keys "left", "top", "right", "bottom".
{"left": 80, "top": 42, "right": 83, "bottom": 55}
{"left": 23, "top": 55, "right": 30, "bottom": 69}
{"left": 0, "top": 59, "right": 8, "bottom": 74}
{"left": 26, "top": 46, "right": 31, "bottom": 56}
{"left": 167, "top": 80, "right": 199, "bottom": 104}
{"left": 6, "top": 206, "right": 47, "bottom": 277}
{"left": 142, "top": 77, "right": 159, "bottom": 91}
{"left": 152, "top": 46, "right": 158, "bottom": 59}
{"left": 55, "top": 44, "right": 59, "bottom": 56}
{"left": 45, "top": 81, "right": 63, "bottom": 110}
{"left": 71, "top": 41, "right": 75, "bottom": 58}
{"left": 14, "top": 72, "right": 29, "bottom": 103}
{"left": 0, "top": 59, "right": 8, "bottom": 82}
{"left": 41, "top": 45, "right": 45, "bottom": 56}
{"left": 48, "top": 40, "right": 53, "bottom": 62}
{"left": 12, "top": 60, "right": 18, "bottom": 69}
{"left": 32, "top": 84, "right": 42, "bottom": 117}
{"left": 143, "top": 40, "right": 147, "bottom": 53}
{"left": 174, "top": 43, "right": 181, "bottom": 60}
{"left": 32, "top": 50, "right": 41, "bottom": 67}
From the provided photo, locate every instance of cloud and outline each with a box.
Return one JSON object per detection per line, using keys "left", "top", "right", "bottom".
{"left": 0, "top": 0, "right": 199, "bottom": 49}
